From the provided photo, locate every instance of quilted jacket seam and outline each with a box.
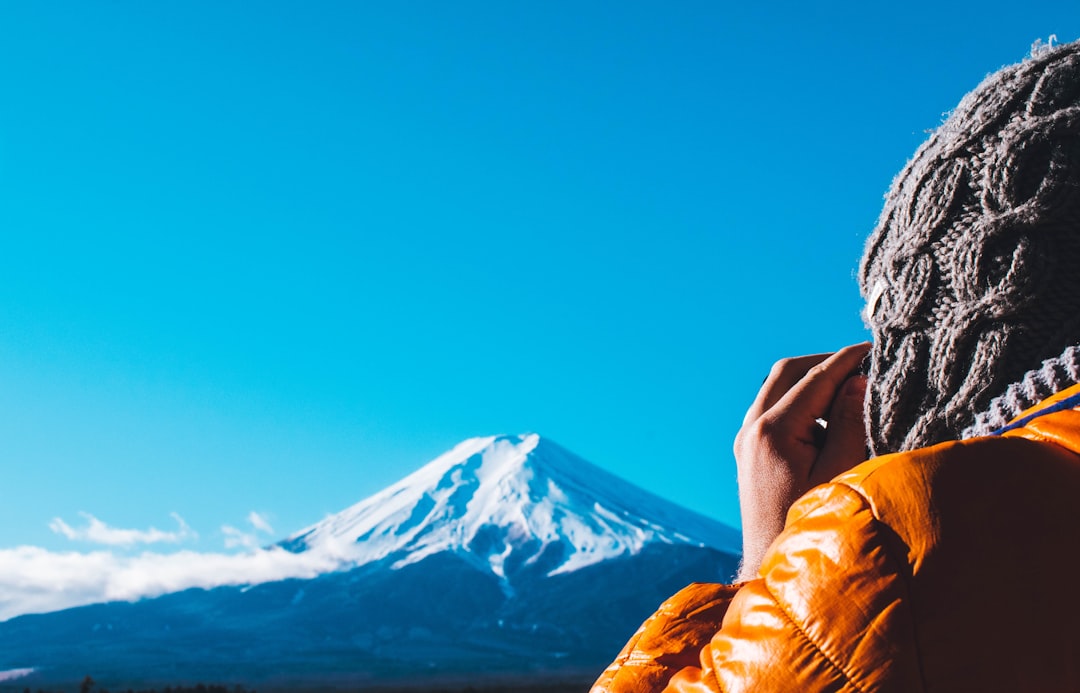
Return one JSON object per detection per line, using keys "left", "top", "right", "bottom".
{"left": 760, "top": 578, "right": 867, "bottom": 693}
{"left": 832, "top": 480, "right": 928, "bottom": 693}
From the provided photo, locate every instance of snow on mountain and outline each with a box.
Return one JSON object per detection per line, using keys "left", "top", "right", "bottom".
{"left": 0, "top": 434, "right": 741, "bottom": 688}
{"left": 281, "top": 433, "right": 739, "bottom": 584}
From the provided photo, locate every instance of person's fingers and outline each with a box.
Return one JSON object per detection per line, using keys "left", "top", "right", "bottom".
{"left": 811, "top": 374, "right": 869, "bottom": 483}
{"left": 762, "top": 343, "right": 871, "bottom": 444}
{"left": 742, "top": 352, "right": 833, "bottom": 426}
{"left": 733, "top": 343, "right": 871, "bottom": 581}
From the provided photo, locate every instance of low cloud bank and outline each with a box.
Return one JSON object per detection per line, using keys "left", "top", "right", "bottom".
{"left": 1, "top": 510, "right": 359, "bottom": 622}
{"left": 0, "top": 541, "right": 357, "bottom": 622}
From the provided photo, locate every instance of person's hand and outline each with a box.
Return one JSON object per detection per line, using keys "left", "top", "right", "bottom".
{"left": 733, "top": 343, "right": 871, "bottom": 581}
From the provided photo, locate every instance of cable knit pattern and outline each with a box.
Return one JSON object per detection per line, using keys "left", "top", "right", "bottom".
{"left": 859, "top": 41, "right": 1080, "bottom": 456}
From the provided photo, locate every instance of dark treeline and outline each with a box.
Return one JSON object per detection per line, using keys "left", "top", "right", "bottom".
{"left": 21, "top": 677, "right": 254, "bottom": 693}
{"left": 16, "top": 674, "right": 590, "bottom": 693}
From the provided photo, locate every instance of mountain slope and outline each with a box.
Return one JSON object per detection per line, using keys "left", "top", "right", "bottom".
{"left": 281, "top": 433, "right": 738, "bottom": 583}
{"left": 0, "top": 434, "right": 740, "bottom": 690}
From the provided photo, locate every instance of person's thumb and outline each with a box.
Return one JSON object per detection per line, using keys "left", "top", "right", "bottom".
{"left": 812, "top": 375, "right": 869, "bottom": 484}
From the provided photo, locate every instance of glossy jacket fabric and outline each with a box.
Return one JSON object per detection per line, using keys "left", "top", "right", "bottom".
{"left": 593, "top": 384, "right": 1080, "bottom": 692}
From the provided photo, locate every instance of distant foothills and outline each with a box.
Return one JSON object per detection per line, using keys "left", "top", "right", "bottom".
{"left": 0, "top": 435, "right": 740, "bottom": 691}
{"left": 15, "top": 674, "right": 588, "bottom": 693}
{"left": 16, "top": 676, "right": 251, "bottom": 693}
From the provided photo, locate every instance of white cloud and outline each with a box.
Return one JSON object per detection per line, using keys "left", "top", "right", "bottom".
{"left": 0, "top": 669, "right": 34, "bottom": 683}
{"left": 0, "top": 509, "right": 365, "bottom": 622}
{"left": 221, "top": 511, "right": 276, "bottom": 550}
{"left": 0, "top": 539, "right": 359, "bottom": 622}
{"left": 49, "top": 513, "right": 196, "bottom": 547}
{"left": 247, "top": 511, "right": 274, "bottom": 535}
{"left": 221, "top": 525, "right": 258, "bottom": 550}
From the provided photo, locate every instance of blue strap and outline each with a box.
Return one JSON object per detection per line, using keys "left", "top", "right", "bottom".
{"left": 991, "top": 391, "right": 1080, "bottom": 436}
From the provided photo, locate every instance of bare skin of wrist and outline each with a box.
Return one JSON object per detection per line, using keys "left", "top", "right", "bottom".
{"left": 733, "top": 343, "right": 871, "bottom": 581}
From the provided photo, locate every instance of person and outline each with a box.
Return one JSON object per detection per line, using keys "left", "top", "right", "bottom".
{"left": 593, "top": 38, "right": 1080, "bottom": 692}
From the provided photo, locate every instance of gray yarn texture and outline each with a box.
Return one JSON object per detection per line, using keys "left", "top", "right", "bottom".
{"left": 859, "top": 40, "right": 1080, "bottom": 456}
{"left": 962, "top": 344, "right": 1080, "bottom": 437}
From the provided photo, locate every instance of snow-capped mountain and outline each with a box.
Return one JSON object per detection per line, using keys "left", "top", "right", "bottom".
{"left": 0, "top": 434, "right": 740, "bottom": 690}
{"left": 281, "top": 433, "right": 738, "bottom": 584}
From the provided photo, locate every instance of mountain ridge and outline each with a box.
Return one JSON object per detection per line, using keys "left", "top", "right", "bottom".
{"left": 279, "top": 433, "right": 738, "bottom": 584}
{"left": 0, "top": 433, "right": 741, "bottom": 689}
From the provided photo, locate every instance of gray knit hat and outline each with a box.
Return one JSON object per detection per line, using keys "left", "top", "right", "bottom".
{"left": 860, "top": 39, "right": 1080, "bottom": 456}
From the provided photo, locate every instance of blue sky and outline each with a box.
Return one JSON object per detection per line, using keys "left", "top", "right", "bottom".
{"left": 0, "top": 2, "right": 1076, "bottom": 575}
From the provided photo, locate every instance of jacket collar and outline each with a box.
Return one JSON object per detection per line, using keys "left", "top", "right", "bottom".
{"left": 996, "top": 382, "right": 1080, "bottom": 457}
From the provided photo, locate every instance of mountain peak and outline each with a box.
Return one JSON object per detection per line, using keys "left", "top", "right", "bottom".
{"left": 282, "top": 433, "right": 738, "bottom": 583}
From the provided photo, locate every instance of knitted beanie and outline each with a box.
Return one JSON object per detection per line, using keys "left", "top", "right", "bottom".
{"left": 859, "top": 40, "right": 1080, "bottom": 456}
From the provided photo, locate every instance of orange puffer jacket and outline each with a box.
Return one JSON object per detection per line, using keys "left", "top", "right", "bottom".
{"left": 593, "top": 384, "right": 1080, "bottom": 692}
